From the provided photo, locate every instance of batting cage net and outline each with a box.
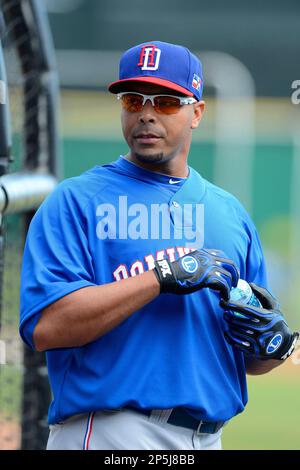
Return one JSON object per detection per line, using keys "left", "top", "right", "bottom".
{"left": 0, "top": 0, "right": 59, "bottom": 450}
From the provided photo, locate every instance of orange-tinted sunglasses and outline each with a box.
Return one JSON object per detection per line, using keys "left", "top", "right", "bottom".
{"left": 117, "top": 92, "right": 197, "bottom": 115}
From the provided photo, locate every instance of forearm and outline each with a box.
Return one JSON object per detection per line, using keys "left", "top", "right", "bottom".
{"left": 245, "top": 356, "right": 283, "bottom": 375}
{"left": 33, "top": 270, "right": 160, "bottom": 351}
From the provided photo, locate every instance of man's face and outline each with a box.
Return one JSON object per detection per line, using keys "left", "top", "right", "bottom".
{"left": 120, "top": 83, "right": 205, "bottom": 166}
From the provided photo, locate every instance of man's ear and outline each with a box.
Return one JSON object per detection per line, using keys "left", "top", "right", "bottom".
{"left": 191, "top": 100, "right": 205, "bottom": 129}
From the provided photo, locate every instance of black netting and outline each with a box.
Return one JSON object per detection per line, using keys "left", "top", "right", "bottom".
{"left": 0, "top": 215, "right": 23, "bottom": 450}
{"left": 0, "top": 0, "right": 56, "bottom": 450}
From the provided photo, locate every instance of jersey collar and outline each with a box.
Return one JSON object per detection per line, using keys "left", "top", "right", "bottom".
{"left": 113, "top": 155, "right": 206, "bottom": 203}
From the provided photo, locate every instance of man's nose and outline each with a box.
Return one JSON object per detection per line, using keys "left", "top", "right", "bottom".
{"left": 138, "top": 99, "right": 157, "bottom": 123}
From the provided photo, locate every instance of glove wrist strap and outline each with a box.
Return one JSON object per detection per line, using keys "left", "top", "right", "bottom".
{"left": 153, "top": 259, "right": 173, "bottom": 293}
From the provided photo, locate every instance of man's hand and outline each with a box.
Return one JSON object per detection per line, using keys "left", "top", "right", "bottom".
{"left": 221, "top": 283, "right": 299, "bottom": 361}
{"left": 153, "top": 248, "right": 239, "bottom": 300}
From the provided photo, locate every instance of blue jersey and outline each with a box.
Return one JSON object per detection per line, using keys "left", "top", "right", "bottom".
{"left": 20, "top": 156, "right": 268, "bottom": 425}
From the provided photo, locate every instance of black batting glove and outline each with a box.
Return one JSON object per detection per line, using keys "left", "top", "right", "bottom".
{"left": 221, "top": 283, "right": 299, "bottom": 361}
{"left": 153, "top": 248, "right": 239, "bottom": 300}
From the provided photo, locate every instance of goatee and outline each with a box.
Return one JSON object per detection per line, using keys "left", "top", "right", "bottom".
{"left": 135, "top": 152, "right": 164, "bottom": 164}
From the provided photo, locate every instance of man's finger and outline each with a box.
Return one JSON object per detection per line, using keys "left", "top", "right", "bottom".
{"left": 249, "top": 283, "right": 279, "bottom": 310}
{"left": 205, "top": 275, "right": 230, "bottom": 301}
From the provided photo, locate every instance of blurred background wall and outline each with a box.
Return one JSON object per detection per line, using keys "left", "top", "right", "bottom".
{"left": 46, "top": 0, "right": 299, "bottom": 95}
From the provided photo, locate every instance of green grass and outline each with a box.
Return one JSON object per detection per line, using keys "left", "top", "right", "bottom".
{"left": 222, "top": 370, "right": 300, "bottom": 450}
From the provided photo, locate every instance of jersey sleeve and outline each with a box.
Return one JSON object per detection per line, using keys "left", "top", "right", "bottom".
{"left": 20, "top": 180, "right": 96, "bottom": 349}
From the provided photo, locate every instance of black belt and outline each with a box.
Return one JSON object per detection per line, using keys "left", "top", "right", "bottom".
{"left": 126, "top": 407, "right": 224, "bottom": 434}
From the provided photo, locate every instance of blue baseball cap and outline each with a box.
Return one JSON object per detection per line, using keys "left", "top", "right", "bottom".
{"left": 108, "top": 41, "right": 203, "bottom": 101}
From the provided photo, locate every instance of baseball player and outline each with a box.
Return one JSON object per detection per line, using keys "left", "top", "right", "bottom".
{"left": 20, "top": 41, "right": 298, "bottom": 450}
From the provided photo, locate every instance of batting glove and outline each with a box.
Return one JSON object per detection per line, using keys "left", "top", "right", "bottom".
{"left": 153, "top": 248, "right": 239, "bottom": 299}
{"left": 221, "top": 283, "right": 299, "bottom": 360}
